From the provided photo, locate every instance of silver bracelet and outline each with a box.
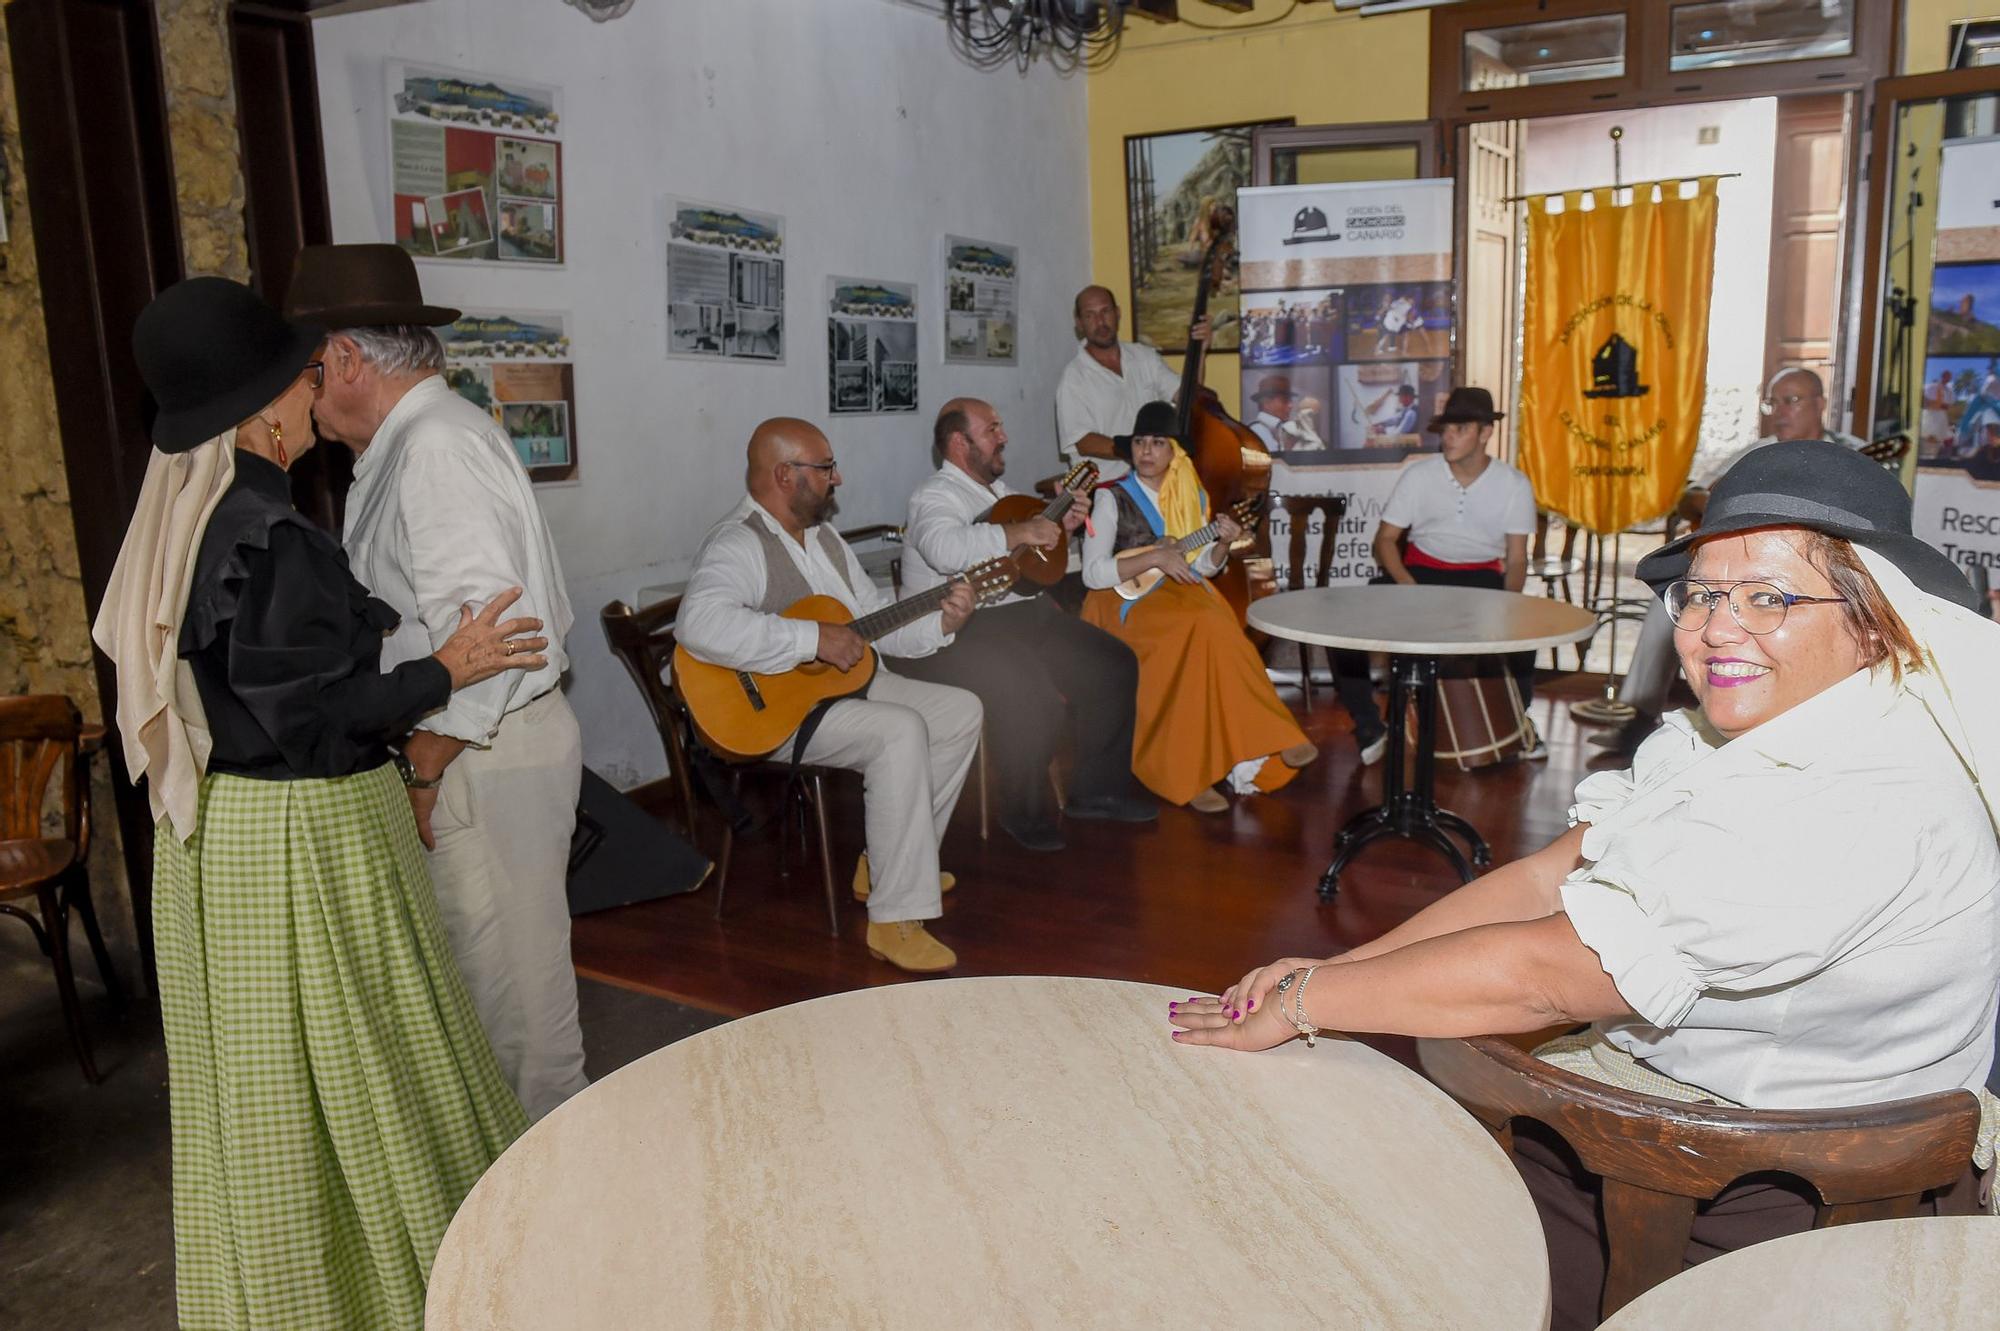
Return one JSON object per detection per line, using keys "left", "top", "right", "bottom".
{"left": 1275, "top": 965, "right": 1319, "bottom": 1047}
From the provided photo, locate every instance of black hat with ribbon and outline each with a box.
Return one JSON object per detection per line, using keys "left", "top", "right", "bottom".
{"left": 1426, "top": 385, "right": 1503, "bottom": 431}
{"left": 132, "top": 277, "right": 324, "bottom": 454}
{"left": 1636, "top": 439, "right": 1981, "bottom": 612}
{"left": 1112, "top": 399, "right": 1183, "bottom": 463}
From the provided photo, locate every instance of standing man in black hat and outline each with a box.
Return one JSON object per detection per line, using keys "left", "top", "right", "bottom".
{"left": 1333, "top": 385, "right": 1541, "bottom": 762}
{"left": 285, "top": 243, "right": 587, "bottom": 1121}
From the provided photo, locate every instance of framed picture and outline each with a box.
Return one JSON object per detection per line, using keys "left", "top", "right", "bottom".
{"left": 1124, "top": 117, "right": 1291, "bottom": 355}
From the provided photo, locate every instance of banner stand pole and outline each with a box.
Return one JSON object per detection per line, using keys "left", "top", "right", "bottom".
{"left": 1571, "top": 527, "right": 1649, "bottom": 725}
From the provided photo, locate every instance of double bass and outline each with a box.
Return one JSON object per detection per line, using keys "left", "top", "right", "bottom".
{"left": 1172, "top": 203, "right": 1273, "bottom": 625}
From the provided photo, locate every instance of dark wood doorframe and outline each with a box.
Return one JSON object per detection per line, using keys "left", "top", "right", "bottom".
{"left": 7, "top": 0, "right": 186, "bottom": 993}
{"left": 228, "top": 0, "right": 347, "bottom": 533}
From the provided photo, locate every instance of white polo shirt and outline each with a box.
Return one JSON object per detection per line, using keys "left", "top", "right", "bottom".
{"left": 1054, "top": 339, "right": 1181, "bottom": 482}
{"left": 1379, "top": 454, "right": 1536, "bottom": 565}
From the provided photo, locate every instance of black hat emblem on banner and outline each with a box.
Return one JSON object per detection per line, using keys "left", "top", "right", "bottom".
{"left": 1281, "top": 205, "right": 1339, "bottom": 246}
{"left": 1584, "top": 331, "right": 1650, "bottom": 399}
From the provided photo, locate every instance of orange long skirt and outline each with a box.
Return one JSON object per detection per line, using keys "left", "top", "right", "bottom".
{"left": 1082, "top": 580, "right": 1309, "bottom": 806}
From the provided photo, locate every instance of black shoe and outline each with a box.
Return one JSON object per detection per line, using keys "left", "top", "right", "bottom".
{"left": 1000, "top": 816, "right": 1066, "bottom": 852}
{"left": 1064, "top": 792, "right": 1159, "bottom": 824}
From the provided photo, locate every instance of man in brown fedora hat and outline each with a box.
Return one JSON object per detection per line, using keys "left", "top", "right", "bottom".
{"left": 1247, "top": 375, "right": 1296, "bottom": 453}
{"left": 286, "top": 242, "right": 588, "bottom": 1119}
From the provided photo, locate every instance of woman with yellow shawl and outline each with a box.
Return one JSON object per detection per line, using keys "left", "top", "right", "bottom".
{"left": 1081, "top": 401, "right": 1317, "bottom": 812}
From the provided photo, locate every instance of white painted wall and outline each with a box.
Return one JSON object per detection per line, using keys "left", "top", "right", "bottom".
{"left": 313, "top": 0, "right": 1091, "bottom": 787}
{"left": 1521, "top": 98, "right": 1780, "bottom": 485}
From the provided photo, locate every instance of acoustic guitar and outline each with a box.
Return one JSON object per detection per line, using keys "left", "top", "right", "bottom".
{"left": 981, "top": 460, "right": 1099, "bottom": 587}
{"left": 673, "top": 556, "right": 1018, "bottom": 759}
{"left": 1114, "top": 496, "right": 1266, "bottom": 601}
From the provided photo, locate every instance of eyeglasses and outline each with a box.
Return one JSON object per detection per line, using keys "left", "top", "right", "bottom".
{"left": 785, "top": 459, "right": 839, "bottom": 474}
{"left": 1664, "top": 579, "right": 1847, "bottom": 635}
{"left": 1759, "top": 392, "right": 1819, "bottom": 412}
{"left": 302, "top": 360, "right": 325, "bottom": 391}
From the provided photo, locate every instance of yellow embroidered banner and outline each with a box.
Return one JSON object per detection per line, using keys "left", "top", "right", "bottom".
{"left": 1519, "top": 177, "right": 1719, "bottom": 535}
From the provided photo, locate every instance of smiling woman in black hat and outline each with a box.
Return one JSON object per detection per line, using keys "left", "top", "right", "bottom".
{"left": 1168, "top": 440, "right": 2000, "bottom": 1326}
{"left": 91, "top": 277, "right": 544, "bottom": 1328}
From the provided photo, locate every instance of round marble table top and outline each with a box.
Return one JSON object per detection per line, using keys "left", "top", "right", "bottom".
{"left": 1250, "top": 586, "right": 1600, "bottom": 655}
{"left": 1599, "top": 1216, "right": 2000, "bottom": 1330}
{"left": 427, "top": 976, "right": 1551, "bottom": 1330}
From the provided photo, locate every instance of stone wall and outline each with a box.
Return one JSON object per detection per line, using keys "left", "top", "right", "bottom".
{"left": 0, "top": 1, "right": 250, "bottom": 961}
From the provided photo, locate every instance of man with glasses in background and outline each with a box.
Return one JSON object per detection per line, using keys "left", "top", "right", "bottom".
{"left": 1593, "top": 366, "right": 1870, "bottom": 756}
{"left": 678, "top": 418, "right": 982, "bottom": 974}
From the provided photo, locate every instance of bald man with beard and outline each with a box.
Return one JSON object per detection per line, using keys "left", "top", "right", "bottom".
{"left": 677, "top": 418, "right": 982, "bottom": 971}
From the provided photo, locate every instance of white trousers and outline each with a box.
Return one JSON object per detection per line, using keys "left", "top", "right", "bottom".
{"left": 427, "top": 689, "right": 590, "bottom": 1120}
{"left": 1615, "top": 600, "right": 1680, "bottom": 715}
{"left": 779, "top": 669, "right": 982, "bottom": 924}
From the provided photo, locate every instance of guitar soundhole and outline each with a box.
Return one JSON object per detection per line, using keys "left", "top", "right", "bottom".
{"left": 737, "top": 671, "right": 766, "bottom": 712}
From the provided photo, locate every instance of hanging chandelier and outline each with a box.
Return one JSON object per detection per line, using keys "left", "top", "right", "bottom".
{"left": 943, "top": 0, "right": 1130, "bottom": 69}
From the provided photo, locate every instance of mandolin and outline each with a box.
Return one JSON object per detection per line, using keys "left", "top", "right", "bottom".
{"left": 673, "top": 556, "right": 1019, "bottom": 759}
{"left": 981, "top": 460, "right": 1099, "bottom": 587}
{"left": 1114, "top": 496, "right": 1266, "bottom": 601}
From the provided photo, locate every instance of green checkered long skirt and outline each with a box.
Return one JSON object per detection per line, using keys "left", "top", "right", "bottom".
{"left": 154, "top": 763, "right": 529, "bottom": 1330}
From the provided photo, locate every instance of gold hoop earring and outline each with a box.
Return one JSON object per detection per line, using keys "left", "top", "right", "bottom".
{"left": 265, "top": 418, "right": 288, "bottom": 468}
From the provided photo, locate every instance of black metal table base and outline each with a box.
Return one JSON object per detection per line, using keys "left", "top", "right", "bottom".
{"left": 1319, "top": 654, "right": 1492, "bottom": 902}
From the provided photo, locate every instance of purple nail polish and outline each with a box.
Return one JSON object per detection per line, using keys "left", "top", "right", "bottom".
{"left": 1169, "top": 1002, "right": 1179, "bottom": 1010}
{"left": 1230, "top": 1009, "right": 1241, "bottom": 1020}
{"left": 1248, "top": 999, "right": 1256, "bottom": 1011}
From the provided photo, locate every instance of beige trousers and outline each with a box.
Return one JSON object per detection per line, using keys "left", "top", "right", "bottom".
{"left": 428, "top": 689, "right": 590, "bottom": 1120}
{"left": 779, "top": 669, "right": 982, "bottom": 924}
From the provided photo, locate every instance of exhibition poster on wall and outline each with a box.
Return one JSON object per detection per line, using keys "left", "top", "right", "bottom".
{"left": 1914, "top": 135, "right": 2000, "bottom": 576}
{"left": 827, "top": 278, "right": 918, "bottom": 415}
{"left": 437, "top": 310, "right": 580, "bottom": 484}
{"left": 667, "top": 199, "right": 786, "bottom": 363}
{"left": 943, "top": 236, "right": 1017, "bottom": 365}
{"left": 1236, "top": 178, "right": 1455, "bottom": 585}
{"left": 387, "top": 62, "right": 563, "bottom": 266}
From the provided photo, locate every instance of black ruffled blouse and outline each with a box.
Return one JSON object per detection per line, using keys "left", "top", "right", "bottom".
{"left": 178, "top": 451, "right": 450, "bottom": 780}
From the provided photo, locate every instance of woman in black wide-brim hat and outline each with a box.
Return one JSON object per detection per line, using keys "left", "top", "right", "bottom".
{"left": 1170, "top": 440, "right": 2000, "bottom": 1326}
{"left": 92, "top": 277, "right": 537, "bottom": 1328}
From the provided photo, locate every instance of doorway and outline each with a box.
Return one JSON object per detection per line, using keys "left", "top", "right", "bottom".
{"left": 1458, "top": 92, "right": 1853, "bottom": 485}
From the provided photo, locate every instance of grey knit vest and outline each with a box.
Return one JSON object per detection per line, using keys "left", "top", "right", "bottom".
{"left": 743, "top": 517, "right": 854, "bottom": 612}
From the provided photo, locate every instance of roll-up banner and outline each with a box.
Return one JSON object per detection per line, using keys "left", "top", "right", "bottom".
{"left": 1914, "top": 135, "right": 2000, "bottom": 580}
{"left": 1236, "top": 179, "right": 1455, "bottom": 586}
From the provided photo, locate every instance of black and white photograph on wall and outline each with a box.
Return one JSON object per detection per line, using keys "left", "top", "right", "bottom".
{"left": 667, "top": 197, "right": 786, "bottom": 363}
{"left": 827, "top": 277, "right": 919, "bottom": 415}
{"left": 942, "top": 235, "right": 1016, "bottom": 365}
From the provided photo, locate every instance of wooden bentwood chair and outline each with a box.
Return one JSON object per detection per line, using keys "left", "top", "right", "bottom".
{"left": 1417, "top": 1034, "right": 1981, "bottom": 1323}
{"left": 600, "top": 595, "right": 843, "bottom": 936}
{"left": 0, "top": 695, "right": 125, "bottom": 1083}
{"left": 1279, "top": 493, "right": 1350, "bottom": 708}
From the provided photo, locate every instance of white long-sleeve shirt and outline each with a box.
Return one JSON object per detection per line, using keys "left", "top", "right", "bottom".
{"left": 344, "top": 376, "right": 572, "bottom": 745}
{"left": 1080, "top": 481, "right": 1225, "bottom": 590}
{"left": 678, "top": 495, "right": 950, "bottom": 674}
{"left": 902, "top": 463, "right": 1030, "bottom": 608}
{"left": 1054, "top": 340, "right": 1181, "bottom": 482}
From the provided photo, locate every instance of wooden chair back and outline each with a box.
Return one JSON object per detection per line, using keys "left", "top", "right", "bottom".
{"left": 1417, "top": 1034, "right": 1981, "bottom": 1321}
{"left": 599, "top": 597, "right": 700, "bottom": 844}
{"left": 1280, "top": 493, "right": 1350, "bottom": 591}
{"left": 0, "top": 695, "right": 86, "bottom": 846}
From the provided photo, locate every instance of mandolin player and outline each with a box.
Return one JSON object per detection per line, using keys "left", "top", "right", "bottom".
{"left": 897, "top": 398, "right": 1158, "bottom": 854}
{"left": 677, "top": 418, "right": 982, "bottom": 973}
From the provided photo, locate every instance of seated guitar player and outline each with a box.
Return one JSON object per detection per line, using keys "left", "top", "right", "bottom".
{"left": 1078, "top": 400, "right": 1317, "bottom": 814}
{"left": 677, "top": 418, "right": 981, "bottom": 973}
{"left": 897, "top": 397, "right": 1156, "bottom": 853}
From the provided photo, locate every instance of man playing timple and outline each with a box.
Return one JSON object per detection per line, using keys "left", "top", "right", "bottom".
{"left": 1595, "top": 366, "right": 1870, "bottom": 755}
{"left": 1333, "top": 386, "right": 1539, "bottom": 763}
{"left": 678, "top": 419, "right": 982, "bottom": 972}
{"left": 898, "top": 398, "right": 1153, "bottom": 852}
{"left": 1056, "top": 284, "right": 1208, "bottom": 482}
{"left": 286, "top": 243, "right": 587, "bottom": 1120}
{"left": 1247, "top": 376, "right": 1295, "bottom": 452}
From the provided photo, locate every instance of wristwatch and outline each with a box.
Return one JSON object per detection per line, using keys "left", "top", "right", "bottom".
{"left": 392, "top": 750, "right": 443, "bottom": 790}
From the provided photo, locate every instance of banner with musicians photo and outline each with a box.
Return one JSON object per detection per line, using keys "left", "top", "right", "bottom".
{"left": 1912, "top": 135, "right": 2000, "bottom": 581}
{"left": 1517, "top": 177, "right": 1719, "bottom": 536}
{"left": 1236, "top": 178, "right": 1455, "bottom": 585}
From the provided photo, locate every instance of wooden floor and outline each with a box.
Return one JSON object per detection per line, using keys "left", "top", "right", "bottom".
{"left": 573, "top": 671, "right": 1631, "bottom": 1020}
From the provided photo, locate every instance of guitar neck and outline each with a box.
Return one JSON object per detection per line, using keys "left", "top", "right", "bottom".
{"left": 1174, "top": 519, "right": 1221, "bottom": 554}
{"left": 1041, "top": 490, "right": 1076, "bottom": 524}
{"left": 849, "top": 580, "right": 953, "bottom": 643}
